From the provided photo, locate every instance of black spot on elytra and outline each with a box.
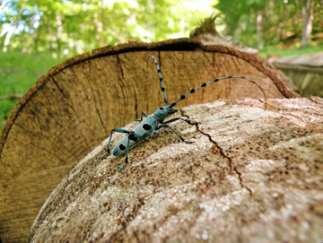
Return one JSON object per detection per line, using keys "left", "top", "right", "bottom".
{"left": 201, "top": 83, "right": 207, "bottom": 87}
{"left": 143, "top": 124, "right": 152, "bottom": 130}
{"left": 160, "top": 107, "right": 164, "bottom": 110}
{"left": 180, "top": 95, "right": 186, "bottom": 100}
{"left": 214, "top": 78, "right": 219, "bottom": 82}
{"left": 161, "top": 87, "right": 165, "bottom": 91}
{"left": 119, "top": 144, "right": 126, "bottom": 150}
{"left": 129, "top": 133, "right": 138, "bottom": 141}
{"left": 190, "top": 88, "right": 195, "bottom": 93}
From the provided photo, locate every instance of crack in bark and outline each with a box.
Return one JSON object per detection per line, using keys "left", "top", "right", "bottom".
{"left": 51, "top": 76, "right": 93, "bottom": 149}
{"left": 115, "top": 55, "right": 128, "bottom": 120}
{"left": 117, "top": 54, "right": 140, "bottom": 122}
{"left": 233, "top": 166, "right": 252, "bottom": 195}
{"left": 86, "top": 62, "right": 108, "bottom": 135}
{"left": 180, "top": 109, "right": 253, "bottom": 195}
{"left": 52, "top": 77, "right": 70, "bottom": 102}
{"left": 133, "top": 91, "right": 139, "bottom": 119}
{"left": 116, "top": 55, "right": 125, "bottom": 79}
{"left": 88, "top": 84, "right": 107, "bottom": 135}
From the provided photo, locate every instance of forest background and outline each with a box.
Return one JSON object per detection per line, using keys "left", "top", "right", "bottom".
{"left": 0, "top": 0, "right": 322, "bottom": 129}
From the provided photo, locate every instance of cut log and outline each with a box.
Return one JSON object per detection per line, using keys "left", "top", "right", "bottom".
{"left": 30, "top": 98, "right": 323, "bottom": 243}
{"left": 272, "top": 52, "right": 323, "bottom": 97}
{"left": 0, "top": 38, "right": 297, "bottom": 242}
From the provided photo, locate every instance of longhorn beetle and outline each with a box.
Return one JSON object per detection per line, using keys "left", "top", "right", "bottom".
{"left": 107, "top": 56, "right": 265, "bottom": 171}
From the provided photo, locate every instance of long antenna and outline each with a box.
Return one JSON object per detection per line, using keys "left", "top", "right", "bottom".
{"left": 152, "top": 56, "right": 169, "bottom": 104}
{"left": 170, "top": 75, "right": 267, "bottom": 107}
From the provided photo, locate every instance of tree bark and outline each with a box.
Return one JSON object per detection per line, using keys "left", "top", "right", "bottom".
{"left": 30, "top": 98, "right": 323, "bottom": 243}
{"left": 0, "top": 38, "right": 297, "bottom": 242}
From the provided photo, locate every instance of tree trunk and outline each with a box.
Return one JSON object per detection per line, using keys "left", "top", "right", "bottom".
{"left": 256, "top": 11, "right": 264, "bottom": 49}
{"left": 0, "top": 38, "right": 297, "bottom": 242}
{"left": 301, "top": 0, "right": 314, "bottom": 47}
{"left": 30, "top": 98, "right": 323, "bottom": 243}
{"left": 55, "top": 14, "right": 64, "bottom": 58}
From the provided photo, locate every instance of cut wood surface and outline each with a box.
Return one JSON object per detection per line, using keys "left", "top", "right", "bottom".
{"left": 0, "top": 38, "right": 297, "bottom": 242}
{"left": 30, "top": 98, "right": 323, "bottom": 243}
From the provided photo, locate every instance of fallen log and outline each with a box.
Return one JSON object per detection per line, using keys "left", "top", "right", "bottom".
{"left": 30, "top": 98, "right": 323, "bottom": 242}
{"left": 0, "top": 38, "right": 297, "bottom": 242}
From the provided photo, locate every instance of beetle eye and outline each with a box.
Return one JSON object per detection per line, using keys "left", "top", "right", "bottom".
{"left": 143, "top": 124, "right": 152, "bottom": 130}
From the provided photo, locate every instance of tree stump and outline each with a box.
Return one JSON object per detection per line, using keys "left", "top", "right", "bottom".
{"left": 0, "top": 38, "right": 297, "bottom": 242}
{"left": 30, "top": 98, "right": 323, "bottom": 242}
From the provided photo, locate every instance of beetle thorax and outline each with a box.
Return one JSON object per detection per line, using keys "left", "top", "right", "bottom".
{"left": 153, "top": 105, "right": 176, "bottom": 121}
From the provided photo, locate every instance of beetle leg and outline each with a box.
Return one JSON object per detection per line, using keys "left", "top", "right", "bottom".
{"left": 117, "top": 133, "right": 131, "bottom": 172}
{"left": 106, "top": 128, "right": 131, "bottom": 154}
{"left": 136, "top": 112, "right": 148, "bottom": 122}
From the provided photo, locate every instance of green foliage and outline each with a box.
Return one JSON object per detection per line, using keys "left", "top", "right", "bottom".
{"left": 260, "top": 43, "right": 323, "bottom": 58}
{"left": 2, "top": 0, "right": 321, "bottom": 55}
{"left": 216, "top": 0, "right": 265, "bottom": 33}
{"left": 0, "top": 51, "right": 59, "bottom": 129}
{"left": 0, "top": 99, "right": 14, "bottom": 130}
{"left": 1, "top": 0, "right": 208, "bottom": 57}
{"left": 216, "top": 0, "right": 322, "bottom": 47}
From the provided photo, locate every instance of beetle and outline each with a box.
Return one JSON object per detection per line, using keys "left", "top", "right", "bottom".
{"left": 106, "top": 55, "right": 264, "bottom": 171}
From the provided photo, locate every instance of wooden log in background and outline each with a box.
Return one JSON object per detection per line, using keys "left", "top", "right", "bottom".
{"left": 0, "top": 38, "right": 297, "bottom": 242}
{"left": 273, "top": 52, "right": 323, "bottom": 97}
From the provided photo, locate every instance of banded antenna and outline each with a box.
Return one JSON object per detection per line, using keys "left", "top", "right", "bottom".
{"left": 170, "top": 75, "right": 267, "bottom": 108}
{"left": 152, "top": 56, "right": 169, "bottom": 105}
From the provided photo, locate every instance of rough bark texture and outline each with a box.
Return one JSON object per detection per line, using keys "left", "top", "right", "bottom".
{"left": 0, "top": 38, "right": 297, "bottom": 242}
{"left": 30, "top": 98, "right": 323, "bottom": 243}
